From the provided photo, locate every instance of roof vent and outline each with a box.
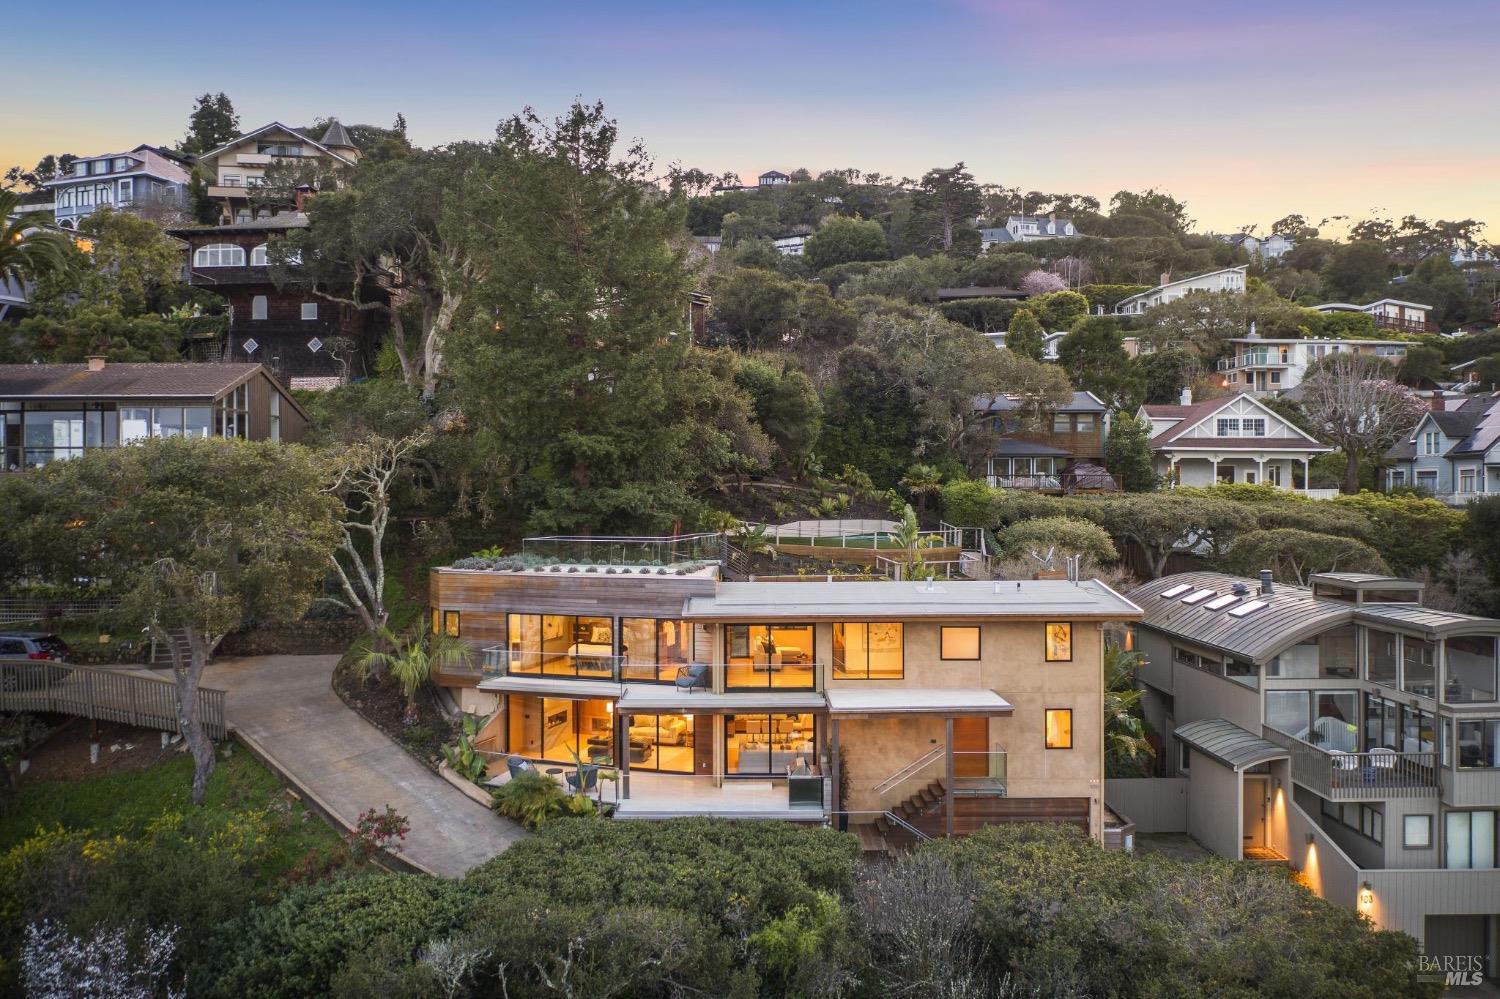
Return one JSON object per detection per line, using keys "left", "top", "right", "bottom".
{"left": 1259, "top": 570, "right": 1274, "bottom": 596}
{"left": 86, "top": 356, "right": 106, "bottom": 372}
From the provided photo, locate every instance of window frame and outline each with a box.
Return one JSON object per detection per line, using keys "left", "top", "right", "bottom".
{"left": 193, "top": 243, "right": 246, "bottom": 268}
{"left": 940, "top": 626, "right": 981, "bottom": 661}
{"left": 832, "top": 622, "right": 905, "bottom": 680}
{"left": 1404, "top": 813, "right": 1433, "bottom": 849}
{"left": 1045, "top": 707, "right": 1074, "bottom": 750}
{"left": 1044, "top": 622, "right": 1073, "bottom": 662}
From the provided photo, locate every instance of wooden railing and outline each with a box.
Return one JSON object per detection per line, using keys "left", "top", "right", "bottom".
{"left": 0, "top": 659, "right": 226, "bottom": 740}
{"left": 1263, "top": 727, "right": 1438, "bottom": 799}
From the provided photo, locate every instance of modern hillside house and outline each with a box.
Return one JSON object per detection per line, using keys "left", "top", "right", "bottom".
{"left": 1313, "top": 299, "right": 1437, "bottom": 335}
{"left": 41, "top": 145, "right": 191, "bottom": 229}
{"left": 192, "top": 120, "right": 359, "bottom": 224}
{"left": 1123, "top": 570, "right": 1500, "bottom": 961}
{"left": 1112, "top": 266, "right": 1247, "bottom": 316}
{"left": 429, "top": 536, "right": 1142, "bottom": 848}
{"left": 0, "top": 360, "right": 306, "bottom": 469}
{"left": 1217, "top": 336, "right": 1414, "bottom": 396}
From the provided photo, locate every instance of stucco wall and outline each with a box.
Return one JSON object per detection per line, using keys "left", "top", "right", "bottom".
{"left": 1186, "top": 753, "right": 1243, "bottom": 858}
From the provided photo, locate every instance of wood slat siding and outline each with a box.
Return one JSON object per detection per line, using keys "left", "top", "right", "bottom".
{"left": 1106, "top": 777, "right": 1189, "bottom": 833}
{"left": 1444, "top": 768, "right": 1500, "bottom": 808}
{"left": 1366, "top": 868, "right": 1500, "bottom": 942}
{"left": 0, "top": 660, "right": 226, "bottom": 740}
{"left": 431, "top": 570, "right": 718, "bottom": 620}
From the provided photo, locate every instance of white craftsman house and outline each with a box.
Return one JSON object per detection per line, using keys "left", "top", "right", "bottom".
{"left": 1113, "top": 266, "right": 1247, "bottom": 316}
{"left": 1138, "top": 391, "right": 1332, "bottom": 492}
{"left": 979, "top": 213, "right": 1081, "bottom": 249}
{"left": 1384, "top": 392, "right": 1500, "bottom": 504}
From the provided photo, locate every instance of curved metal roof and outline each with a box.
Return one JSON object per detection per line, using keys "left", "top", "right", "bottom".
{"left": 1356, "top": 604, "right": 1500, "bottom": 637}
{"left": 1127, "top": 572, "right": 1353, "bottom": 664}
{"left": 1175, "top": 719, "right": 1288, "bottom": 771}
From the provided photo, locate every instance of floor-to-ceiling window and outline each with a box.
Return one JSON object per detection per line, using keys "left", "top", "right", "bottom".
{"left": 506, "top": 614, "right": 614, "bottom": 678}
{"left": 1367, "top": 629, "right": 1398, "bottom": 687}
{"left": 724, "top": 713, "right": 816, "bottom": 774}
{"left": 725, "top": 625, "right": 815, "bottom": 689}
{"left": 1445, "top": 810, "right": 1498, "bottom": 870}
{"left": 1446, "top": 635, "right": 1498, "bottom": 704}
{"left": 625, "top": 713, "right": 696, "bottom": 772}
{"left": 620, "top": 618, "right": 690, "bottom": 683}
{"left": 1402, "top": 636, "right": 1437, "bottom": 698}
{"left": 504, "top": 694, "right": 613, "bottom": 764}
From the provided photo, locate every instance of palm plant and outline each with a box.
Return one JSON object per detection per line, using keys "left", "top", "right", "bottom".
{"left": 894, "top": 504, "right": 938, "bottom": 581}
{"left": 899, "top": 464, "right": 944, "bottom": 517}
{"left": 357, "top": 629, "right": 472, "bottom": 721}
{"left": 1104, "top": 643, "right": 1154, "bottom": 776}
{"left": 0, "top": 190, "right": 74, "bottom": 291}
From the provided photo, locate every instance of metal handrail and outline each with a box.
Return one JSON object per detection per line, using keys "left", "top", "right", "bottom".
{"left": 832, "top": 810, "right": 933, "bottom": 842}
{"left": 872, "top": 746, "right": 946, "bottom": 795}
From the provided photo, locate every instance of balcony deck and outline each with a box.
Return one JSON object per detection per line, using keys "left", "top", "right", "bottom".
{"left": 609, "top": 772, "right": 830, "bottom": 821}
{"left": 1264, "top": 727, "right": 1439, "bottom": 799}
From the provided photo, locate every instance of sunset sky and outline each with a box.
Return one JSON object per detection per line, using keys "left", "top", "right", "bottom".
{"left": 5, "top": 0, "right": 1497, "bottom": 236}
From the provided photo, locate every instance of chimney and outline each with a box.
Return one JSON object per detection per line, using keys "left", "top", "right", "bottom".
{"left": 1259, "top": 569, "right": 1274, "bottom": 596}
{"left": 86, "top": 356, "right": 106, "bottom": 372}
{"left": 1179, "top": 387, "right": 1192, "bottom": 406}
{"left": 294, "top": 184, "right": 315, "bottom": 213}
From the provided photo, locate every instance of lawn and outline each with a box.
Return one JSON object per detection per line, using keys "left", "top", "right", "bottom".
{"left": 0, "top": 745, "right": 348, "bottom": 877}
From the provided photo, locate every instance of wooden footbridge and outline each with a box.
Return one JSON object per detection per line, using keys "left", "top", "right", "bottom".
{"left": 0, "top": 659, "right": 226, "bottom": 740}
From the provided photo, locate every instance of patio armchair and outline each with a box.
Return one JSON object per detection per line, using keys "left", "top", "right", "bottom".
{"left": 506, "top": 755, "right": 534, "bottom": 779}
{"left": 567, "top": 765, "right": 599, "bottom": 795}
{"left": 675, "top": 662, "right": 711, "bottom": 692}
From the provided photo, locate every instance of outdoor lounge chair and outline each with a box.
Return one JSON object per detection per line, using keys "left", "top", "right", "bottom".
{"left": 506, "top": 755, "right": 534, "bottom": 778}
{"left": 566, "top": 765, "right": 599, "bottom": 794}
{"left": 675, "top": 662, "right": 710, "bottom": 692}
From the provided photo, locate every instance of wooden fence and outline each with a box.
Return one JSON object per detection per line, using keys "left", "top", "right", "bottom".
{"left": 0, "top": 659, "right": 226, "bottom": 740}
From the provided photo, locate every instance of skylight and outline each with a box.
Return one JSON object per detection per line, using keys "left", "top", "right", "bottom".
{"left": 1228, "top": 599, "right": 1269, "bottom": 618}
{"left": 1204, "top": 594, "right": 1241, "bottom": 611}
{"left": 1180, "top": 589, "right": 1216, "bottom": 605}
{"left": 1160, "top": 583, "right": 1192, "bottom": 598}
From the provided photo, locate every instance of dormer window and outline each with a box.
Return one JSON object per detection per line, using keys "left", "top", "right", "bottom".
{"left": 193, "top": 243, "right": 246, "bottom": 268}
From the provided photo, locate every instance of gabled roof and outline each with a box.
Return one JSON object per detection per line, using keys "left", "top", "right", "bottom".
{"left": 758, "top": 170, "right": 789, "bottom": 179}
{"left": 0, "top": 362, "right": 265, "bottom": 400}
{"left": 1116, "top": 266, "right": 1247, "bottom": 307}
{"left": 196, "top": 121, "right": 356, "bottom": 166}
{"left": 1142, "top": 393, "right": 1324, "bottom": 449}
{"left": 41, "top": 145, "right": 191, "bottom": 188}
{"left": 1175, "top": 719, "right": 1288, "bottom": 771}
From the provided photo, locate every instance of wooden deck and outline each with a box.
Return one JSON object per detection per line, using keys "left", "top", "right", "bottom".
{"left": 0, "top": 660, "right": 226, "bottom": 740}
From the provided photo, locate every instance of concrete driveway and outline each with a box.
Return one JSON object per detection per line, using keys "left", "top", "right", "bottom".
{"left": 204, "top": 654, "right": 526, "bottom": 877}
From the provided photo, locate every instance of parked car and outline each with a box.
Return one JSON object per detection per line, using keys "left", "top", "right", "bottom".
{"left": 0, "top": 631, "right": 72, "bottom": 691}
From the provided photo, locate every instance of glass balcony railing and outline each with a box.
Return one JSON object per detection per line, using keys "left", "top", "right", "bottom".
{"left": 481, "top": 648, "right": 693, "bottom": 685}
{"left": 519, "top": 533, "right": 723, "bottom": 567}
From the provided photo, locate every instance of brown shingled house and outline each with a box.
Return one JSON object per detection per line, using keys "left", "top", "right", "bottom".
{"left": 0, "top": 360, "right": 306, "bottom": 470}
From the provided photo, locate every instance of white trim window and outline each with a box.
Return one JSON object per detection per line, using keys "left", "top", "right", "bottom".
{"left": 1460, "top": 469, "right": 1477, "bottom": 494}
{"left": 251, "top": 295, "right": 268, "bottom": 320}
{"left": 301, "top": 302, "right": 318, "bottom": 320}
{"left": 250, "top": 244, "right": 269, "bottom": 266}
{"left": 193, "top": 244, "right": 246, "bottom": 268}
{"left": 117, "top": 178, "right": 132, "bottom": 203}
{"left": 1423, "top": 432, "right": 1442, "bottom": 456}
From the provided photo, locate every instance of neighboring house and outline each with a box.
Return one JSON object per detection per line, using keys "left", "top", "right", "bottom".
{"left": 694, "top": 235, "right": 722, "bottom": 254}
{"left": 0, "top": 359, "right": 306, "bottom": 469}
{"left": 936, "top": 286, "right": 1027, "bottom": 303}
{"left": 773, "top": 225, "right": 813, "bottom": 256}
{"left": 168, "top": 213, "right": 386, "bottom": 388}
{"left": 1137, "top": 390, "right": 1332, "bottom": 490}
{"left": 1222, "top": 232, "right": 1296, "bottom": 261}
{"left": 1218, "top": 336, "right": 1415, "bottom": 396}
{"left": 1312, "top": 299, "right": 1437, "bottom": 335}
{"left": 979, "top": 213, "right": 1081, "bottom": 249}
{"left": 429, "top": 535, "right": 1143, "bottom": 844}
{"left": 1452, "top": 244, "right": 1496, "bottom": 266}
{"left": 1124, "top": 569, "right": 1500, "bottom": 957}
{"left": 0, "top": 275, "right": 27, "bottom": 324}
{"left": 976, "top": 391, "right": 1114, "bottom": 490}
{"left": 1113, "top": 266, "right": 1248, "bottom": 316}
{"left": 193, "top": 120, "right": 359, "bottom": 224}
{"left": 758, "top": 170, "right": 790, "bottom": 187}
{"left": 41, "top": 145, "right": 191, "bottom": 229}
{"left": 1384, "top": 392, "right": 1500, "bottom": 503}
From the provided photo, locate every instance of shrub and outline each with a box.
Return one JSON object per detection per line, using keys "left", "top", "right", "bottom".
{"left": 1330, "top": 491, "right": 1465, "bottom": 576}
{"left": 1224, "top": 528, "right": 1390, "bottom": 585}
{"left": 490, "top": 771, "right": 596, "bottom": 830}
{"left": 997, "top": 516, "right": 1119, "bottom": 569}
{"left": 208, "top": 874, "right": 475, "bottom": 998}
{"left": 940, "top": 479, "right": 998, "bottom": 527}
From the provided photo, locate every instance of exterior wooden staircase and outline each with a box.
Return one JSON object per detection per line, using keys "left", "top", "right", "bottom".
{"left": 858, "top": 779, "right": 946, "bottom": 856}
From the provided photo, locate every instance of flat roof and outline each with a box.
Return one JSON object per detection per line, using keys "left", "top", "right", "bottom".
{"left": 826, "top": 688, "right": 1012, "bottom": 716}
{"left": 683, "top": 579, "right": 1143, "bottom": 621}
{"left": 618, "top": 689, "right": 826, "bottom": 714}
{"left": 477, "top": 676, "right": 622, "bottom": 699}
{"left": 1175, "top": 719, "right": 1288, "bottom": 771}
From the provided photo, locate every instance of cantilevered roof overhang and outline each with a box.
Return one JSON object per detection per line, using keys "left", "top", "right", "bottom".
{"left": 825, "top": 688, "right": 1013, "bottom": 717}
{"left": 477, "top": 676, "right": 623, "bottom": 699}
{"left": 1175, "top": 719, "right": 1288, "bottom": 772}
{"left": 618, "top": 688, "right": 826, "bottom": 714}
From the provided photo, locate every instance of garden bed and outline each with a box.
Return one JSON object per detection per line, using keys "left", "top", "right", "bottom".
{"left": 331, "top": 652, "right": 457, "bottom": 773}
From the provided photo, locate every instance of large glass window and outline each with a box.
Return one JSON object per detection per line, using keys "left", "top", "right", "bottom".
{"left": 620, "top": 618, "right": 690, "bottom": 683}
{"left": 184, "top": 407, "right": 212, "bottom": 439}
{"left": 1447, "top": 636, "right": 1498, "bottom": 704}
{"left": 1269, "top": 626, "right": 1358, "bottom": 679}
{"left": 1266, "top": 690, "right": 1308, "bottom": 739}
{"left": 1457, "top": 720, "right": 1500, "bottom": 769}
{"left": 833, "top": 623, "right": 903, "bottom": 679}
{"left": 1364, "top": 693, "right": 1400, "bottom": 752}
{"left": 724, "top": 625, "right": 815, "bottom": 689}
{"left": 504, "top": 695, "right": 613, "bottom": 765}
{"left": 626, "top": 713, "right": 695, "bottom": 773}
{"left": 1445, "top": 810, "right": 1497, "bottom": 870}
{"left": 1404, "top": 705, "right": 1436, "bottom": 755}
{"left": 1367, "top": 629, "right": 1398, "bottom": 687}
{"left": 1402, "top": 637, "right": 1436, "bottom": 697}
{"left": 152, "top": 407, "right": 185, "bottom": 438}
{"left": 21, "top": 410, "right": 83, "bottom": 466}
{"left": 193, "top": 243, "right": 245, "bottom": 267}
{"left": 506, "top": 614, "right": 614, "bottom": 679}
{"left": 725, "top": 713, "right": 815, "bottom": 775}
